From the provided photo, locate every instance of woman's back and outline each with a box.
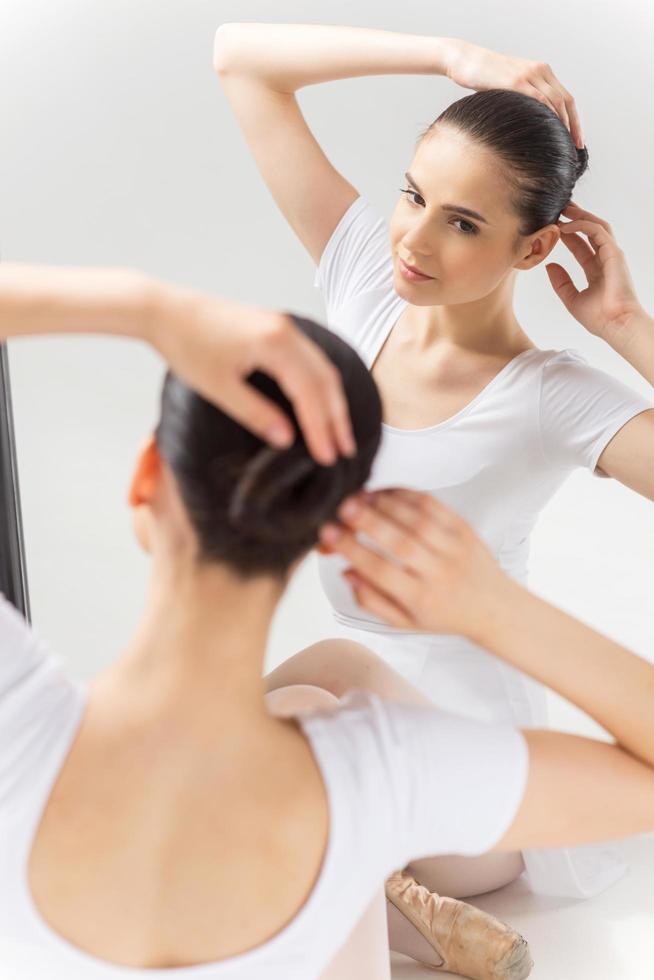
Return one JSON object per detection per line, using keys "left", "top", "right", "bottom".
{"left": 0, "top": 595, "right": 528, "bottom": 978}
{"left": 28, "top": 688, "right": 328, "bottom": 969}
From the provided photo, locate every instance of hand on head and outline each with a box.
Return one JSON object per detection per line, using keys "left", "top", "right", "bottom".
{"left": 546, "top": 202, "right": 644, "bottom": 342}
{"left": 444, "top": 40, "right": 584, "bottom": 148}
{"left": 152, "top": 292, "right": 357, "bottom": 467}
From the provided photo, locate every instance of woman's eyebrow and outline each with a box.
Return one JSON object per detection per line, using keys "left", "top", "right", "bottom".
{"left": 405, "top": 172, "right": 490, "bottom": 225}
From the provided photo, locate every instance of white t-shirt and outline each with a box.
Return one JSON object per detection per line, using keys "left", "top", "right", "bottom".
{"left": 313, "top": 195, "right": 653, "bottom": 634}
{"left": 311, "top": 197, "right": 645, "bottom": 902}
{"left": 0, "top": 593, "right": 528, "bottom": 979}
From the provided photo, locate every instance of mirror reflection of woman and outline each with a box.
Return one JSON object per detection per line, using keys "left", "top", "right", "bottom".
{"left": 1, "top": 265, "right": 654, "bottom": 980}
{"left": 213, "top": 21, "right": 654, "bottom": 965}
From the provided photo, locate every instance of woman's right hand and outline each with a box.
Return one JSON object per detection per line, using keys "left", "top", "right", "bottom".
{"left": 148, "top": 284, "right": 356, "bottom": 466}
{"left": 0, "top": 264, "right": 356, "bottom": 467}
{"left": 318, "top": 487, "right": 513, "bottom": 640}
{"left": 444, "top": 39, "right": 584, "bottom": 148}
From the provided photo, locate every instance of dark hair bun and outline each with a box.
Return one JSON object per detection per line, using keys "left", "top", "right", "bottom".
{"left": 575, "top": 143, "right": 589, "bottom": 180}
{"left": 155, "top": 313, "right": 383, "bottom": 577}
{"left": 226, "top": 437, "right": 350, "bottom": 544}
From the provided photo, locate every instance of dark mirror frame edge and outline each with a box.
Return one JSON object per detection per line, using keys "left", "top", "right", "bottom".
{"left": 0, "top": 341, "right": 31, "bottom": 620}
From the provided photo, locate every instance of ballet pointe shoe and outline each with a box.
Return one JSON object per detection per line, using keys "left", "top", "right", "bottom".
{"left": 385, "top": 869, "right": 533, "bottom": 980}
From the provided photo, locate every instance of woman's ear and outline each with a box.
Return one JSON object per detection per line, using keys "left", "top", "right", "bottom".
{"left": 128, "top": 437, "right": 163, "bottom": 554}
{"left": 514, "top": 224, "right": 561, "bottom": 271}
{"left": 128, "top": 436, "right": 161, "bottom": 508}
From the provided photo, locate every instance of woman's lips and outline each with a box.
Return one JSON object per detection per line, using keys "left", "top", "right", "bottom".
{"left": 398, "top": 257, "right": 435, "bottom": 282}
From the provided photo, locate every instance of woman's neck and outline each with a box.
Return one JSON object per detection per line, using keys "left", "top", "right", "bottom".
{"left": 89, "top": 558, "right": 285, "bottom": 741}
{"left": 403, "top": 275, "right": 533, "bottom": 356}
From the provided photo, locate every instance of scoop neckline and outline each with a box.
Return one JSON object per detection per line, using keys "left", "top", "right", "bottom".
{"left": 18, "top": 681, "right": 338, "bottom": 977}
{"left": 380, "top": 347, "right": 542, "bottom": 436}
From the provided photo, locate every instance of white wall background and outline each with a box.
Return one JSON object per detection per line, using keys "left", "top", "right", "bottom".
{"left": 1, "top": 0, "right": 653, "bottom": 747}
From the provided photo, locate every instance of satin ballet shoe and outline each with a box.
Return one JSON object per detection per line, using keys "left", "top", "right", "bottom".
{"left": 385, "top": 869, "right": 534, "bottom": 980}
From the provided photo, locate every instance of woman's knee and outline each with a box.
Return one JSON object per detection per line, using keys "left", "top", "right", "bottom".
{"left": 265, "top": 682, "right": 340, "bottom": 718}
{"left": 307, "top": 639, "right": 393, "bottom": 697}
{"left": 267, "top": 639, "right": 385, "bottom": 700}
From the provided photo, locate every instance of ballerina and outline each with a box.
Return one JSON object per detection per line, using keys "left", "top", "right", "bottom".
{"left": 213, "top": 19, "right": 654, "bottom": 970}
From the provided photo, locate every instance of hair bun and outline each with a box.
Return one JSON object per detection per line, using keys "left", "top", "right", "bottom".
{"left": 226, "top": 442, "right": 349, "bottom": 544}
{"left": 156, "top": 314, "right": 382, "bottom": 577}
{"left": 575, "top": 143, "right": 589, "bottom": 179}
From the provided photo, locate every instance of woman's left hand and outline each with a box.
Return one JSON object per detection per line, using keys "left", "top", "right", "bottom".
{"left": 547, "top": 203, "right": 645, "bottom": 345}
{"left": 445, "top": 40, "right": 584, "bottom": 148}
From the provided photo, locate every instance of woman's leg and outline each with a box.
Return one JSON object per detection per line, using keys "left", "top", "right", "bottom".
{"left": 265, "top": 638, "right": 432, "bottom": 703}
{"left": 407, "top": 851, "right": 526, "bottom": 901}
{"left": 319, "top": 889, "right": 391, "bottom": 980}
{"left": 266, "top": 683, "right": 391, "bottom": 980}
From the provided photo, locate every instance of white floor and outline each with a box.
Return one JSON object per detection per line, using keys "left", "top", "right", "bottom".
{"left": 390, "top": 835, "right": 654, "bottom": 980}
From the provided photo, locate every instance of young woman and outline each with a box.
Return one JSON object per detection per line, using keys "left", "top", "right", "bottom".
{"left": 213, "top": 21, "right": 654, "bottom": 953}
{"left": 1, "top": 276, "right": 654, "bottom": 980}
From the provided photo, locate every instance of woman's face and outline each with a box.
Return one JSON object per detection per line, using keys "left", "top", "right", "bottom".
{"left": 389, "top": 126, "right": 548, "bottom": 306}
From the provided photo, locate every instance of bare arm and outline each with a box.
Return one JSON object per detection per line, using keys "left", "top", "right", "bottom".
{"left": 320, "top": 487, "right": 654, "bottom": 849}
{"left": 551, "top": 206, "right": 654, "bottom": 498}
{"left": 213, "top": 22, "right": 452, "bottom": 93}
{"left": 478, "top": 581, "right": 654, "bottom": 850}
{"left": 0, "top": 263, "right": 153, "bottom": 342}
{"left": 0, "top": 263, "right": 355, "bottom": 462}
{"left": 594, "top": 310, "right": 654, "bottom": 498}
{"left": 213, "top": 23, "right": 581, "bottom": 265}
{"left": 476, "top": 579, "right": 654, "bottom": 773}
{"left": 617, "top": 309, "right": 654, "bottom": 388}
{"left": 595, "top": 406, "right": 654, "bottom": 499}
{"left": 213, "top": 23, "right": 451, "bottom": 267}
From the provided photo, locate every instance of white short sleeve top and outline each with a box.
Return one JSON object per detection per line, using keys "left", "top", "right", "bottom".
{"left": 0, "top": 593, "right": 528, "bottom": 979}
{"left": 313, "top": 195, "right": 653, "bottom": 631}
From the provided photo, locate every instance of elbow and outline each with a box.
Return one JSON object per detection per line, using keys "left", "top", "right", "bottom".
{"left": 213, "top": 22, "right": 244, "bottom": 75}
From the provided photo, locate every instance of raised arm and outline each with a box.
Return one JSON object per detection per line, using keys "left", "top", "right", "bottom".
{"left": 0, "top": 263, "right": 355, "bottom": 463}
{"left": 477, "top": 575, "right": 654, "bottom": 850}
{"left": 549, "top": 203, "right": 654, "bottom": 498}
{"left": 213, "top": 23, "right": 582, "bottom": 265}
{"left": 213, "top": 22, "right": 427, "bottom": 266}
{"left": 593, "top": 305, "right": 654, "bottom": 497}
{"left": 319, "top": 487, "right": 654, "bottom": 850}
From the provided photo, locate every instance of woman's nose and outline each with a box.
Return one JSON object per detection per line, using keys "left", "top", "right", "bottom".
{"left": 401, "top": 222, "right": 435, "bottom": 256}
{"left": 401, "top": 233, "right": 434, "bottom": 259}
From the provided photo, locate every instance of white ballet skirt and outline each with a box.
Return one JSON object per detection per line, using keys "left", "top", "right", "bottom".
{"left": 312, "top": 193, "right": 654, "bottom": 899}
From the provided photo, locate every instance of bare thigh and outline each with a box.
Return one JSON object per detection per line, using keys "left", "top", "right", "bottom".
{"left": 266, "top": 642, "right": 526, "bottom": 899}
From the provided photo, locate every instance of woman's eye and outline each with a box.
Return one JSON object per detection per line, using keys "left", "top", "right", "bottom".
{"left": 399, "top": 187, "right": 424, "bottom": 207}
{"left": 452, "top": 218, "right": 479, "bottom": 235}
{"left": 399, "top": 190, "right": 478, "bottom": 235}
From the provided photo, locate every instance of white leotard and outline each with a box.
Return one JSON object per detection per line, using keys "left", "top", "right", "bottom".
{"left": 313, "top": 194, "right": 651, "bottom": 898}
{"left": 314, "top": 195, "right": 652, "bottom": 638}
{"left": 0, "top": 593, "right": 527, "bottom": 979}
